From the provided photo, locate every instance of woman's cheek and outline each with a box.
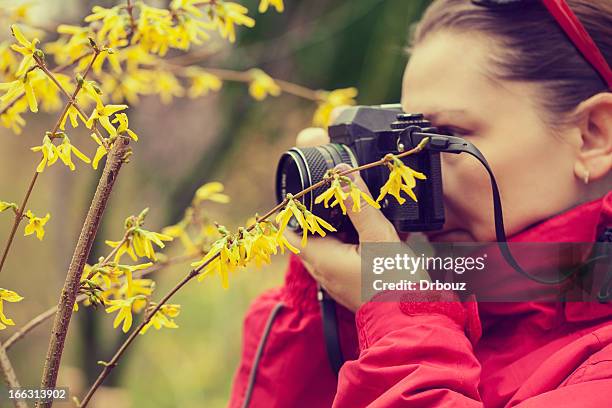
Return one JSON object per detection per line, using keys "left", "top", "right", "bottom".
{"left": 440, "top": 151, "right": 493, "bottom": 237}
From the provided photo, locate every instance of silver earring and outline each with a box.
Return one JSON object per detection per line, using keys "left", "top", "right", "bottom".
{"left": 583, "top": 171, "right": 590, "bottom": 185}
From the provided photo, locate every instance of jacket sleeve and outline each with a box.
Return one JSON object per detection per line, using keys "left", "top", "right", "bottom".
{"left": 229, "top": 254, "right": 358, "bottom": 408}
{"left": 512, "top": 381, "right": 612, "bottom": 408}
{"left": 333, "top": 290, "right": 484, "bottom": 408}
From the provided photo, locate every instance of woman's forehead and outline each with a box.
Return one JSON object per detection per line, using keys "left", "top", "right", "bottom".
{"left": 400, "top": 32, "right": 513, "bottom": 122}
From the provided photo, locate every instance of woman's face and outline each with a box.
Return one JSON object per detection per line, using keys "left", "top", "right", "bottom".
{"left": 401, "top": 32, "right": 583, "bottom": 242}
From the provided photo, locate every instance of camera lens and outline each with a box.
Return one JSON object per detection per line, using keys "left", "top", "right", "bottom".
{"left": 275, "top": 144, "right": 358, "bottom": 230}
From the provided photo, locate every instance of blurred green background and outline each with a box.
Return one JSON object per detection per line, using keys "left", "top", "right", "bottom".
{"left": 0, "top": 0, "right": 430, "bottom": 406}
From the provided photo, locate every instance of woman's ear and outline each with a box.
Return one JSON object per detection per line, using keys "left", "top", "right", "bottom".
{"left": 573, "top": 92, "right": 612, "bottom": 183}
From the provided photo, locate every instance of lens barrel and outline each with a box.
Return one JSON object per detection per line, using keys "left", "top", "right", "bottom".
{"left": 275, "top": 144, "right": 358, "bottom": 230}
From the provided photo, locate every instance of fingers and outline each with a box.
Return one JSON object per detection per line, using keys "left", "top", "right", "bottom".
{"left": 335, "top": 163, "right": 399, "bottom": 243}
{"left": 286, "top": 230, "right": 361, "bottom": 305}
{"left": 296, "top": 127, "right": 329, "bottom": 147}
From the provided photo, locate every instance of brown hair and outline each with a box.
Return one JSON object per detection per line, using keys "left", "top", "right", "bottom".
{"left": 410, "top": 0, "right": 612, "bottom": 125}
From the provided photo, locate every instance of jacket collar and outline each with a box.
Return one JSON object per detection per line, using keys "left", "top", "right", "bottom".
{"left": 508, "top": 191, "right": 611, "bottom": 243}
{"left": 478, "top": 191, "right": 612, "bottom": 325}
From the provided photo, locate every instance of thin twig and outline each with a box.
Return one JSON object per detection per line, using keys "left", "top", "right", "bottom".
{"left": 0, "top": 346, "right": 28, "bottom": 408}
{"left": 162, "top": 62, "right": 321, "bottom": 101}
{"left": 0, "top": 173, "right": 39, "bottom": 274}
{"left": 125, "top": 0, "right": 137, "bottom": 39}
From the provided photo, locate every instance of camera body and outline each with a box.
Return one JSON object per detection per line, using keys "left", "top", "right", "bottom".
{"left": 275, "top": 104, "right": 446, "bottom": 233}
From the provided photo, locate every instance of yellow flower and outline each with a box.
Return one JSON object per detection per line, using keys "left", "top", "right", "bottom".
{"left": 313, "top": 87, "right": 358, "bottom": 127}
{"left": 116, "top": 46, "right": 157, "bottom": 72}
{"left": 314, "top": 173, "right": 380, "bottom": 215}
{"left": 192, "top": 236, "right": 234, "bottom": 288}
{"left": 114, "top": 262, "right": 154, "bottom": 297}
{"left": 98, "top": 71, "right": 148, "bottom": 105}
{"left": 186, "top": 68, "right": 222, "bottom": 98}
{"left": 24, "top": 210, "right": 50, "bottom": 240}
{"left": 105, "top": 295, "right": 145, "bottom": 333}
{"left": 235, "top": 227, "right": 256, "bottom": 266}
{"left": 92, "top": 45, "right": 125, "bottom": 75}
{"left": 301, "top": 210, "right": 336, "bottom": 247}
{"left": 139, "top": 304, "right": 180, "bottom": 335}
{"left": 86, "top": 100, "right": 128, "bottom": 136}
{"left": 132, "top": 4, "right": 175, "bottom": 56}
{"left": 248, "top": 69, "right": 280, "bottom": 101}
{"left": 0, "top": 288, "right": 24, "bottom": 330}
{"left": 0, "top": 201, "right": 18, "bottom": 213}
{"left": 106, "top": 209, "right": 173, "bottom": 262}
{"left": 105, "top": 238, "right": 136, "bottom": 263}
{"left": 47, "top": 25, "right": 92, "bottom": 66}
{"left": 275, "top": 195, "right": 307, "bottom": 235}
{"left": 0, "top": 98, "right": 28, "bottom": 134}
{"left": 59, "top": 104, "right": 86, "bottom": 131}
{"left": 81, "top": 79, "right": 104, "bottom": 107}
{"left": 212, "top": 1, "right": 255, "bottom": 43}
{"left": 84, "top": 262, "right": 122, "bottom": 291}
{"left": 152, "top": 71, "right": 184, "bottom": 104}
{"left": 10, "top": 24, "right": 40, "bottom": 77}
{"left": 9, "top": 4, "right": 34, "bottom": 23}
{"left": 377, "top": 157, "right": 427, "bottom": 204}
{"left": 84, "top": 6, "right": 129, "bottom": 49}
{"left": 169, "top": 15, "right": 213, "bottom": 50}
{"left": 194, "top": 182, "right": 230, "bottom": 203}
{"left": 29, "top": 70, "right": 69, "bottom": 113}
{"left": 0, "top": 41, "right": 18, "bottom": 74}
{"left": 56, "top": 136, "right": 91, "bottom": 171}
{"left": 0, "top": 70, "right": 39, "bottom": 113}
{"left": 248, "top": 222, "right": 278, "bottom": 266}
{"left": 90, "top": 133, "right": 108, "bottom": 170}
{"left": 275, "top": 232, "right": 299, "bottom": 255}
{"left": 111, "top": 113, "right": 138, "bottom": 141}
{"left": 30, "top": 135, "right": 59, "bottom": 173}
{"left": 259, "top": 0, "right": 284, "bottom": 13}
{"left": 346, "top": 179, "right": 380, "bottom": 213}
{"left": 162, "top": 220, "right": 197, "bottom": 254}
{"left": 314, "top": 177, "right": 348, "bottom": 214}
{"left": 131, "top": 228, "right": 173, "bottom": 261}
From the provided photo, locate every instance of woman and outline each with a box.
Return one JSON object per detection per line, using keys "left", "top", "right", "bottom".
{"left": 229, "top": 0, "right": 612, "bottom": 406}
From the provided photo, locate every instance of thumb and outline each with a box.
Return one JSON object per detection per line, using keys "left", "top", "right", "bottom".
{"left": 335, "top": 164, "right": 399, "bottom": 243}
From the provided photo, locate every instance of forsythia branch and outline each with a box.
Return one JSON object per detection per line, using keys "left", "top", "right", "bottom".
{"left": 0, "top": 346, "right": 28, "bottom": 408}
{"left": 37, "top": 135, "right": 131, "bottom": 408}
{"left": 77, "top": 137, "right": 431, "bottom": 407}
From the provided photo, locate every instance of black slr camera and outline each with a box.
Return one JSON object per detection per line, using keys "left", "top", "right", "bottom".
{"left": 275, "top": 104, "right": 446, "bottom": 233}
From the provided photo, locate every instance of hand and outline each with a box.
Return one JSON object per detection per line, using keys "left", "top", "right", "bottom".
{"left": 286, "top": 126, "right": 402, "bottom": 312}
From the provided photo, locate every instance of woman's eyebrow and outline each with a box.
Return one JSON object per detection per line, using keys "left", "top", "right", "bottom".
{"left": 424, "top": 109, "right": 483, "bottom": 127}
{"left": 426, "top": 109, "right": 469, "bottom": 120}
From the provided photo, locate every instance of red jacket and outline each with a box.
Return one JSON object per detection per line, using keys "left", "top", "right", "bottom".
{"left": 229, "top": 191, "right": 612, "bottom": 408}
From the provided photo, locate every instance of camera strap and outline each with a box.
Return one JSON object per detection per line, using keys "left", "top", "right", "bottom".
{"left": 318, "top": 284, "right": 345, "bottom": 375}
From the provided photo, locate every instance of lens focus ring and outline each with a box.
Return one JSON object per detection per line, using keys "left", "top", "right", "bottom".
{"left": 275, "top": 143, "right": 356, "bottom": 230}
